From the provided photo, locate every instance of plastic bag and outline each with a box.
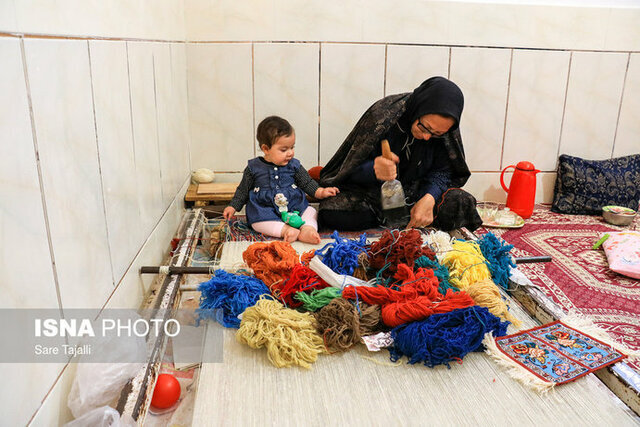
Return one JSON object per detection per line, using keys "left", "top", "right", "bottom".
{"left": 63, "top": 406, "right": 136, "bottom": 427}
{"left": 602, "top": 231, "right": 640, "bottom": 279}
{"left": 67, "top": 318, "right": 147, "bottom": 419}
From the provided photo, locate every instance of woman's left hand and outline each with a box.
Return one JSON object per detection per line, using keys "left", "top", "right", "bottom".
{"left": 407, "top": 194, "right": 436, "bottom": 228}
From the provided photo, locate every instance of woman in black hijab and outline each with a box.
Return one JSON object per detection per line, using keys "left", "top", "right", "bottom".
{"left": 318, "top": 76, "right": 482, "bottom": 231}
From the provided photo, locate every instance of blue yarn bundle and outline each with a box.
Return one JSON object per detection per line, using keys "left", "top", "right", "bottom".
{"left": 389, "top": 306, "right": 509, "bottom": 368}
{"left": 315, "top": 231, "right": 368, "bottom": 276}
{"left": 197, "top": 269, "right": 271, "bottom": 328}
{"left": 477, "top": 232, "right": 516, "bottom": 290}
{"left": 414, "top": 255, "right": 458, "bottom": 295}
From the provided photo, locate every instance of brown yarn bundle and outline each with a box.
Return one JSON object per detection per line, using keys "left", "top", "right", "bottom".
{"left": 242, "top": 241, "right": 299, "bottom": 287}
{"left": 314, "top": 298, "right": 382, "bottom": 352}
{"left": 368, "top": 229, "right": 436, "bottom": 277}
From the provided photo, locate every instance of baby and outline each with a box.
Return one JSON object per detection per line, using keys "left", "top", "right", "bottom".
{"left": 223, "top": 116, "right": 339, "bottom": 244}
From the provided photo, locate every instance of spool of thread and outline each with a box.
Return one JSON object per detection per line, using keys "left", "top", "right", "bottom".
{"left": 191, "top": 168, "right": 215, "bottom": 184}
{"left": 236, "top": 298, "right": 325, "bottom": 369}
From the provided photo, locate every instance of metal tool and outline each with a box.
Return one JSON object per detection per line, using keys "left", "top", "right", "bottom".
{"left": 380, "top": 139, "right": 408, "bottom": 228}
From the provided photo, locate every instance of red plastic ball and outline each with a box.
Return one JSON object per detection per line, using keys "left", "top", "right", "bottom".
{"left": 151, "top": 374, "right": 181, "bottom": 409}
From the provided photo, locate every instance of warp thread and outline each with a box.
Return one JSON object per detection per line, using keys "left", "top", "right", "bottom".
{"left": 414, "top": 255, "right": 457, "bottom": 294}
{"left": 236, "top": 298, "right": 325, "bottom": 369}
{"left": 276, "top": 264, "right": 329, "bottom": 308}
{"left": 314, "top": 298, "right": 382, "bottom": 352}
{"left": 477, "top": 232, "right": 516, "bottom": 290}
{"left": 243, "top": 241, "right": 298, "bottom": 287}
{"left": 315, "top": 231, "right": 369, "bottom": 275}
{"left": 294, "top": 287, "right": 342, "bottom": 312}
{"left": 368, "top": 229, "right": 435, "bottom": 278}
{"left": 197, "top": 269, "right": 270, "bottom": 328}
{"left": 389, "top": 306, "right": 510, "bottom": 368}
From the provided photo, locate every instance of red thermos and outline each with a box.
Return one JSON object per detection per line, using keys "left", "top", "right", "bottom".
{"left": 500, "top": 161, "right": 540, "bottom": 219}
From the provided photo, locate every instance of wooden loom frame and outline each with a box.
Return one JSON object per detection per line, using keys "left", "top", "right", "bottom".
{"left": 116, "top": 210, "right": 640, "bottom": 423}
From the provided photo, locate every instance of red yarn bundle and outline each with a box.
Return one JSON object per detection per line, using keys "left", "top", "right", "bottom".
{"left": 368, "top": 229, "right": 435, "bottom": 277}
{"left": 275, "top": 264, "right": 330, "bottom": 308}
{"left": 342, "top": 264, "right": 440, "bottom": 304}
{"left": 343, "top": 264, "right": 475, "bottom": 327}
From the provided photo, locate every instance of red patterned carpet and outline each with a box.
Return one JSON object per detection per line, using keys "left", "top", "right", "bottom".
{"left": 478, "top": 205, "right": 640, "bottom": 364}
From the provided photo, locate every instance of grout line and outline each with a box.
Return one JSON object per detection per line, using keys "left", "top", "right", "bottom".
{"left": 87, "top": 40, "right": 117, "bottom": 288}
{"left": 556, "top": 51, "right": 573, "bottom": 165}
{"left": 19, "top": 37, "right": 65, "bottom": 317}
{"left": 184, "top": 39, "right": 640, "bottom": 54}
{"left": 100, "top": 176, "right": 192, "bottom": 311}
{"left": 251, "top": 43, "right": 256, "bottom": 158}
{"left": 3, "top": 33, "right": 640, "bottom": 55}
{"left": 383, "top": 44, "right": 388, "bottom": 96}
{"left": 448, "top": 47, "right": 452, "bottom": 79}
{"left": 611, "top": 52, "right": 631, "bottom": 158}
{"left": 499, "top": 49, "right": 514, "bottom": 170}
{"left": 152, "top": 49, "right": 165, "bottom": 204}
{"left": 26, "top": 364, "right": 70, "bottom": 426}
{"left": 182, "top": 43, "right": 194, "bottom": 173}
{"left": 1, "top": 31, "right": 185, "bottom": 43}
{"left": 125, "top": 42, "right": 137, "bottom": 170}
{"left": 317, "top": 43, "right": 322, "bottom": 166}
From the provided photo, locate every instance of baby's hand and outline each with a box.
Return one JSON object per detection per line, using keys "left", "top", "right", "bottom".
{"left": 315, "top": 187, "right": 340, "bottom": 199}
{"left": 223, "top": 206, "right": 236, "bottom": 221}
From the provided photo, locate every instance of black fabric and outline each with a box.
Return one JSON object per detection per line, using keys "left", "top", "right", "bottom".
{"left": 318, "top": 208, "right": 379, "bottom": 232}
{"left": 552, "top": 154, "right": 640, "bottom": 215}
{"left": 318, "top": 188, "right": 482, "bottom": 232}
{"left": 318, "top": 77, "right": 478, "bottom": 231}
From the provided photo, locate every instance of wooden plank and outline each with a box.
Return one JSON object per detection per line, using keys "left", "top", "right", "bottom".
{"left": 196, "top": 182, "right": 238, "bottom": 196}
{"left": 184, "top": 183, "right": 239, "bottom": 203}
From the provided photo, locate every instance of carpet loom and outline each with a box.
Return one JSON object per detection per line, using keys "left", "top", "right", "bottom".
{"left": 190, "top": 240, "right": 639, "bottom": 426}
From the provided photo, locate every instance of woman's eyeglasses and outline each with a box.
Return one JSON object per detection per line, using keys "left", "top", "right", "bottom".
{"left": 417, "top": 119, "right": 446, "bottom": 138}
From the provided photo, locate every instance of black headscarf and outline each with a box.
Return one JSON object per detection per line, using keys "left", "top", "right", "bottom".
{"left": 320, "top": 77, "right": 470, "bottom": 189}
{"left": 397, "top": 76, "right": 464, "bottom": 132}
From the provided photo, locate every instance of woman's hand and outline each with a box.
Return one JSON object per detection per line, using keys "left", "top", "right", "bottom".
{"left": 223, "top": 206, "right": 236, "bottom": 221}
{"left": 407, "top": 194, "right": 436, "bottom": 229}
{"left": 374, "top": 153, "right": 399, "bottom": 181}
{"left": 315, "top": 187, "right": 340, "bottom": 199}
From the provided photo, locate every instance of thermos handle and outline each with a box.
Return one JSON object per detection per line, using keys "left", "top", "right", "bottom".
{"left": 500, "top": 165, "right": 516, "bottom": 193}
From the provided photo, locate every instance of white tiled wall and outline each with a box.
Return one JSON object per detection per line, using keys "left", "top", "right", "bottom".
{"left": 559, "top": 51, "right": 628, "bottom": 160}
{"left": 3, "top": 1, "right": 640, "bottom": 425}
{"left": 319, "top": 43, "right": 385, "bottom": 164}
{"left": 0, "top": 4, "right": 190, "bottom": 424}
{"left": 254, "top": 43, "right": 320, "bottom": 167}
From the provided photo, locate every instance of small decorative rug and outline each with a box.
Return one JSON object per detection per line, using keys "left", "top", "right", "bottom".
{"left": 485, "top": 321, "right": 627, "bottom": 391}
{"left": 478, "top": 204, "right": 640, "bottom": 370}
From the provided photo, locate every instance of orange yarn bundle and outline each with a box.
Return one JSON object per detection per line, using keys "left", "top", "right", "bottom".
{"left": 381, "top": 290, "right": 475, "bottom": 327}
{"left": 343, "top": 264, "right": 475, "bottom": 327}
{"left": 243, "top": 241, "right": 299, "bottom": 288}
{"left": 368, "top": 229, "right": 436, "bottom": 277}
{"left": 276, "top": 264, "right": 330, "bottom": 308}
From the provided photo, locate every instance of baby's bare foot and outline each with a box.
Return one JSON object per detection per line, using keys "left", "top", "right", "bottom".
{"left": 281, "top": 224, "right": 300, "bottom": 243}
{"left": 298, "top": 225, "right": 321, "bottom": 244}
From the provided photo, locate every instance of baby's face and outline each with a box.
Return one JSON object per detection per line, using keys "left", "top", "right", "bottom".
{"left": 262, "top": 132, "right": 295, "bottom": 166}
